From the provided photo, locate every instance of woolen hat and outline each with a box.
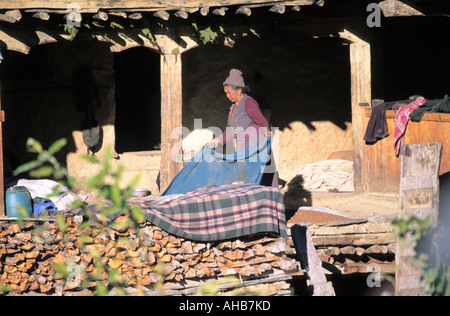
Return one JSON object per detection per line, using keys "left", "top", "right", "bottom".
{"left": 223, "top": 69, "right": 247, "bottom": 88}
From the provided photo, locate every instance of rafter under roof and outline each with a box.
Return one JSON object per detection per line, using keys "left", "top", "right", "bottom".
{"left": 0, "top": 0, "right": 317, "bottom": 13}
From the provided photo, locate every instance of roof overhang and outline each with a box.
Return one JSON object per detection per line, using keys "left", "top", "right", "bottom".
{"left": 0, "top": 0, "right": 317, "bottom": 13}
{"left": 379, "top": 0, "right": 450, "bottom": 17}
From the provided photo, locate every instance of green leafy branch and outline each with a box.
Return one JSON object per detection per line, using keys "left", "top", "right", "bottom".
{"left": 392, "top": 214, "right": 450, "bottom": 296}
{"left": 13, "top": 138, "right": 149, "bottom": 295}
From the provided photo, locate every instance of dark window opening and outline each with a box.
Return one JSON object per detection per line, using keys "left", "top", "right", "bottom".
{"left": 114, "top": 47, "right": 161, "bottom": 153}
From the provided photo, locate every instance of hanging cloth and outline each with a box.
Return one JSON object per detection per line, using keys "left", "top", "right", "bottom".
{"left": 162, "top": 135, "right": 274, "bottom": 196}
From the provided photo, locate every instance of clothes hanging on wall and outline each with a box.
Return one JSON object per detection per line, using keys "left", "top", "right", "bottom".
{"left": 162, "top": 136, "right": 275, "bottom": 196}
{"left": 394, "top": 97, "right": 427, "bottom": 156}
{"left": 363, "top": 99, "right": 414, "bottom": 144}
{"left": 363, "top": 102, "right": 394, "bottom": 143}
{"left": 410, "top": 95, "right": 450, "bottom": 122}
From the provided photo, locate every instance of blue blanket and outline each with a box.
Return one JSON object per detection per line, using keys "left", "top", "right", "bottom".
{"left": 162, "top": 136, "right": 274, "bottom": 195}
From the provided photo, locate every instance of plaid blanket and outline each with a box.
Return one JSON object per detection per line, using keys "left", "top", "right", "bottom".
{"left": 133, "top": 183, "right": 287, "bottom": 242}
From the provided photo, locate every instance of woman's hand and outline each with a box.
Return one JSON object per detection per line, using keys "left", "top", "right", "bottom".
{"left": 209, "top": 138, "right": 220, "bottom": 149}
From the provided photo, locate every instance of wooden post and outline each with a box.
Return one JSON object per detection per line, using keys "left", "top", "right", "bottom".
{"left": 0, "top": 84, "right": 5, "bottom": 216}
{"left": 160, "top": 53, "right": 183, "bottom": 192}
{"left": 395, "top": 142, "right": 443, "bottom": 296}
{"left": 340, "top": 30, "right": 371, "bottom": 195}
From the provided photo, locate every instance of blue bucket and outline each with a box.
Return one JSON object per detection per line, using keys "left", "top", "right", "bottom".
{"left": 5, "top": 186, "right": 33, "bottom": 218}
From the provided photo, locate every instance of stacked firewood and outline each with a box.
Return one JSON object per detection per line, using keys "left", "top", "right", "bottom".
{"left": 287, "top": 214, "right": 397, "bottom": 275}
{"left": 0, "top": 216, "right": 297, "bottom": 296}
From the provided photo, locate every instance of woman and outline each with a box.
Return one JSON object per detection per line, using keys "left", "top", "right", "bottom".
{"left": 162, "top": 69, "right": 278, "bottom": 195}
{"left": 209, "top": 69, "right": 271, "bottom": 151}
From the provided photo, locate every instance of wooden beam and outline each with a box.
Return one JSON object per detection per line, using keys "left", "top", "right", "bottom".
{"left": 0, "top": 30, "right": 31, "bottom": 54}
{"left": 128, "top": 12, "right": 143, "bottom": 19}
{"left": 200, "top": 7, "right": 210, "bottom": 16}
{"left": 160, "top": 53, "right": 183, "bottom": 192}
{"left": 93, "top": 11, "right": 108, "bottom": 21}
{"left": 0, "top": 85, "right": 5, "bottom": 216}
{"left": 32, "top": 12, "right": 51, "bottom": 20}
{"left": 174, "top": 10, "right": 188, "bottom": 19}
{"left": 0, "top": 14, "right": 17, "bottom": 23}
{"left": 236, "top": 6, "right": 252, "bottom": 16}
{"left": 0, "top": 0, "right": 316, "bottom": 12}
{"left": 212, "top": 7, "right": 228, "bottom": 16}
{"left": 5, "top": 10, "right": 22, "bottom": 22}
{"left": 395, "top": 142, "right": 442, "bottom": 296}
{"left": 379, "top": 0, "right": 424, "bottom": 17}
{"left": 153, "top": 11, "right": 170, "bottom": 21}
{"left": 108, "top": 11, "right": 127, "bottom": 18}
{"left": 269, "top": 4, "right": 286, "bottom": 14}
{"left": 339, "top": 29, "right": 371, "bottom": 195}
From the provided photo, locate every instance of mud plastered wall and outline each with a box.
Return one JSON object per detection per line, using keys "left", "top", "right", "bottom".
{"left": 182, "top": 31, "right": 353, "bottom": 185}
{"left": 0, "top": 41, "right": 162, "bottom": 195}
{"left": 1, "top": 29, "right": 354, "bottom": 196}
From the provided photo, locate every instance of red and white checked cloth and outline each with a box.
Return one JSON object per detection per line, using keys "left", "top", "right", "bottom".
{"left": 394, "top": 97, "right": 426, "bottom": 156}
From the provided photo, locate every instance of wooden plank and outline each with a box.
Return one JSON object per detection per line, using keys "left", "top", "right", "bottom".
{"left": 0, "top": 84, "right": 4, "bottom": 217}
{"left": 291, "top": 224, "right": 335, "bottom": 296}
{"left": 395, "top": 142, "right": 442, "bottom": 296}
{"left": 340, "top": 262, "right": 395, "bottom": 275}
{"left": 159, "top": 53, "right": 183, "bottom": 192}
{"left": 0, "top": 217, "right": 57, "bottom": 222}
{"left": 309, "top": 233, "right": 397, "bottom": 247}
{"left": 364, "top": 108, "right": 450, "bottom": 123}
{"left": 0, "top": 0, "right": 315, "bottom": 12}
{"left": 362, "top": 106, "right": 450, "bottom": 195}
{"left": 344, "top": 30, "right": 371, "bottom": 195}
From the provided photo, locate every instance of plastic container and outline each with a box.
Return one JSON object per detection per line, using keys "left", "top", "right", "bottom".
{"left": 5, "top": 186, "right": 33, "bottom": 218}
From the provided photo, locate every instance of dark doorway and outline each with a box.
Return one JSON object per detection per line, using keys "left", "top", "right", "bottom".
{"left": 114, "top": 47, "right": 161, "bottom": 153}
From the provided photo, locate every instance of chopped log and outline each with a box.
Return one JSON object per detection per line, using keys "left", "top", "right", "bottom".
{"left": 340, "top": 246, "right": 356, "bottom": 255}
{"left": 236, "top": 6, "right": 252, "bottom": 16}
{"left": 316, "top": 0, "right": 325, "bottom": 6}
{"left": 212, "top": 7, "right": 228, "bottom": 16}
{"left": 174, "top": 10, "right": 188, "bottom": 19}
{"left": 153, "top": 10, "right": 169, "bottom": 20}
{"left": 6, "top": 10, "right": 22, "bottom": 22}
{"left": 108, "top": 12, "right": 127, "bottom": 18}
{"left": 93, "top": 11, "right": 108, "bottom": 21}
{"left": 128, "top": 13, "right": 142, "bottom": 20}
{"left": 200, "top": 7, "right": 209, "bottom": 16}
{"left": 269, "top": 4, "right": 286, "bottom": 14}
{"left": 32, "top": 12, "right": 50, "bottom": 20}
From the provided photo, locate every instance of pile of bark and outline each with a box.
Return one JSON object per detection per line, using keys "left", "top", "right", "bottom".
{"left": 0, "top": 215, "right": 297, "bottom": 296}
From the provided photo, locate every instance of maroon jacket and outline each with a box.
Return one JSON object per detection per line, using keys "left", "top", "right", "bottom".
{"left": 219, "top": 95, "right": 269, "bottom": 144}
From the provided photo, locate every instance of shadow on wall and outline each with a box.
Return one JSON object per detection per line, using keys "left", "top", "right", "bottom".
{"left": 182, "top": 31, "right": 352, "bottom": 135}
{"left": 283, "top": 175, "right": 312, "bottom": 219}
{"left": 0, "top": 40, "right": 121, "bottom": 170}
